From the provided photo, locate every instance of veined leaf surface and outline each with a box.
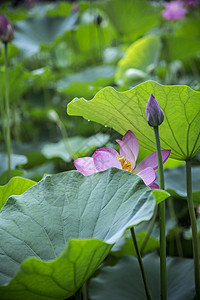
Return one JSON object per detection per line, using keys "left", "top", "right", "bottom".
{"left": 67, "top": 81, "right": 200, "bottom": 160}
{"left": 0, "top": 169, "right": 167, "bottom": 299}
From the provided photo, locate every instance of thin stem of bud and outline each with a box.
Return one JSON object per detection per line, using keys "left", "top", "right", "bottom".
{"left": 4, "top": 42, "right": 11, "bottom": 181}
{"left": 140, "top": 205, "right": 158, "bottom": 255}
{"left": 130, "top": 227, "right": 152, "bottom": 300}
{"left": 153, "top": 126, "right": 166, "bottom": 300}
{"left": 186, "top": 159, "right": 200, "bottom": 299}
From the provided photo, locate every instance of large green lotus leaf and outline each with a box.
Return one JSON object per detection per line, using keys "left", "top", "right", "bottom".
{"left": 0, "top": 177, "right": 36, "bottom": 210}
{"left": 99, "top": 0, "right": 160, "bottom": 39}
{"left": 115, "top": 35, "right": 161, "bottom": 84}
{"left": 0, "top": 169, "right": 167, "bottom": 299}
{"left": 67, "top": 80, "right": 200, "bottom": 160}
{"left": 89, "top": 253, "right": 195, "bottom": 300}
{"left": 0, "top": 239, "right": 111, "bottom": 300}
{"left": 41, "top": 133, "right": 110, "bottom": 162}
{"left": 165, "top": 166, "right": 200, "bottom": 203}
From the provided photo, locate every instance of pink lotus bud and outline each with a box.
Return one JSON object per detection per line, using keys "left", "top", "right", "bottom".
{"left": 146, "top": 94, "right": 164, "bottom": 127}
{"left": 0, "top": 13, "right": 14, "bottom": 43}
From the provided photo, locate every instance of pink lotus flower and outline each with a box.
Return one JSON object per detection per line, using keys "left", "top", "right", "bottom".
{"left": 162, "top": 1, "right": 187, "bottom": 20}
{"left": 74, "top": 130, "right": 171, "bottom": 188}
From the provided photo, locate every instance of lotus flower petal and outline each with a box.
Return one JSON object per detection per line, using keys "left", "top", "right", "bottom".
{"left": 98, "top": 147, "right": 119, "bottom": 156}
{"left": 74, "top": 157, "right": 97, "bottom": 176}
{"left": 93, "top": 150, "right": 122, "bottom": 172}
{"left": 149, "top": 182, "right": 159, "bottom": 189}
{"left": 116, "top": 139, "right": 136, "bottom": 170}
{"left": 137, "top": 167, "right": 156, "bottom": 186}
{"left": 135, "top": 150, "right": 171, "bottom": 172}
{"left": 122, "top": 130, "right": 139, "bottom": 161}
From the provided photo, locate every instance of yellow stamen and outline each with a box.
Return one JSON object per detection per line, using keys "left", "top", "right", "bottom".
{"left": 116, "top": 155, "right": 132, "bottom": 172}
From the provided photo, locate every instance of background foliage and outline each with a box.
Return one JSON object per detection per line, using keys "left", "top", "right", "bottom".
{"left": 0, "top": 0, "right": 200, "bottom": 299}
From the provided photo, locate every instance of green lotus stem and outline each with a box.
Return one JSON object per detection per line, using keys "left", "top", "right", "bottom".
{"left": 153, "top": 125, "right": 166, "bottom": 300}
{"left": 82, "top": 282, "right": 88, "bottom": 300}
{"left": 0, "top": 67, "right": 6, "bottom": 138}
{"left": 140, "top": 205, "right": 158, "bottom": 255}
{"left": 4, "top": 42, "right": 11, "bottom": 180}
{"left": 130, "top": 227, "right": 152, "bottom": 300}
{"left": 186, "top": 159, "right": 200, "bottom": 299}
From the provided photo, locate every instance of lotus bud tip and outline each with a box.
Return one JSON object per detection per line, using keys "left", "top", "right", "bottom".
{"left": 0, "top": 13, "right": 14, "bottom": 43}
{"left": 146, "top": 93, "right": 164, "bottom": 127}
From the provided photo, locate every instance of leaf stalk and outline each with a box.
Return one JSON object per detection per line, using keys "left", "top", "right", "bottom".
{"left": 186, "top": 159, "right": 200, "bottom": 299}
{"left": 4, "top": 42, "right": 11, "bottom": 180}
{"left": 153, "top": 125, "right": 167, "bottom": 300}
{"left": 130, "top": 227, "right": 152, "bottom": 300}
